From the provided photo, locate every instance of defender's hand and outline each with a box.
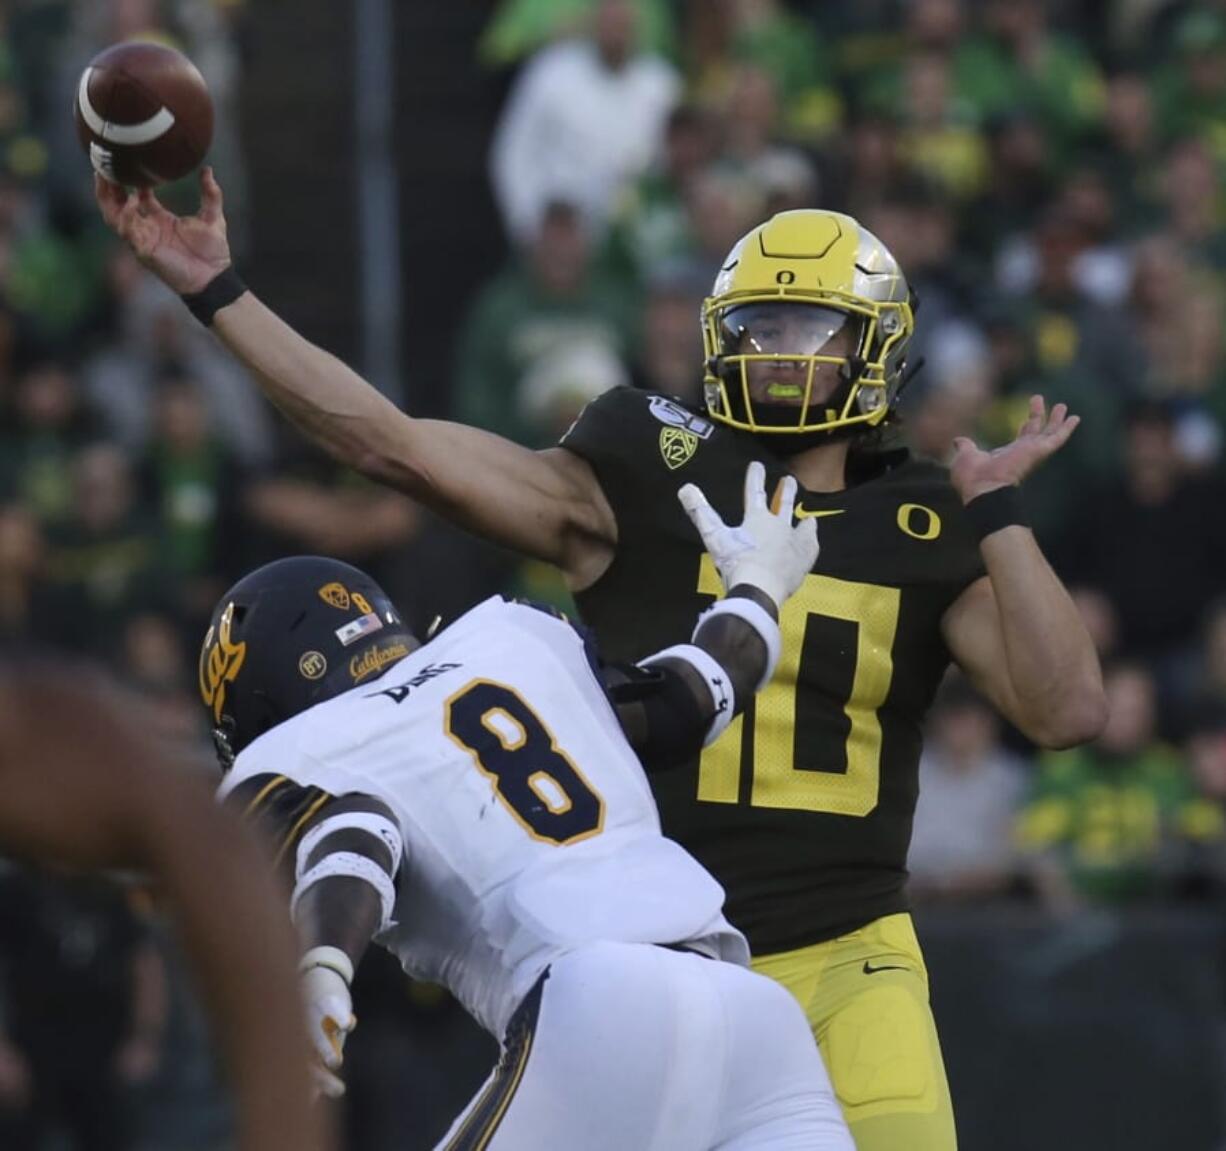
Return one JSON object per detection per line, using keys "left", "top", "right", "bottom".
{"left": 95, "top": 167, "right": 231, "bottom": 295}
{"left": 951, "top": 395, "right": 1079, "bottom": 503}
{"left": 678, "top": 461, "right": 818, "bottom": 609}
{"left": 300, "top": 961, "right": 356, "bottom": 1099}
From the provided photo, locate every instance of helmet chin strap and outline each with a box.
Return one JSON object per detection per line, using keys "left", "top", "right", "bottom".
{"left": 752, "top": 418, "right": 864, "bottom": 456}
{"left": 746, "top": 354, "right": 862, "bottom": 445}
{"left": 211, "top": 716, "right": 237, "bottom": 771}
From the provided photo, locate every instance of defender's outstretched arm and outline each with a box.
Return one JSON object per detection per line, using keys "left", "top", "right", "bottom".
{"left": 610, "top": 464, "right": 820, "bottom": 769}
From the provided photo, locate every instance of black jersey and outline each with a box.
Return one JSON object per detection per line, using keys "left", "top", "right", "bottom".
{"left": 560, "top": 388, "right": 986, "bottom": 953}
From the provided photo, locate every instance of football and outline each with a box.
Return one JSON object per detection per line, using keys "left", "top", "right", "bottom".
{"left": 73, "top": 41, "right": 213, "bottom": 188}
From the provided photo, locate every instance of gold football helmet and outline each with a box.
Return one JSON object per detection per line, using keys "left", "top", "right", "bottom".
{"left": 701, "top": 209, "right": 915, "bottom": 439}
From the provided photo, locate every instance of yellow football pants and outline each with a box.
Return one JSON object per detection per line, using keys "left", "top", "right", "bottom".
{"left": 751, "top": 913, "right": 957, "bottom": 1151}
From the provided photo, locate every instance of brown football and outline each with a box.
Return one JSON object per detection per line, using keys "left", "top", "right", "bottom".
{"left": 74, "top": 41, "right": 213, "bottom": 188}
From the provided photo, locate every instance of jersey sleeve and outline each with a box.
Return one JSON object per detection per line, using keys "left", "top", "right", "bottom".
{"left": 888, "top": 458, "right": 988, "bottom": 606}
{"left": 218, "top": 725, "right": 396, "bottom": 878}
{"left": 558, "top": 386, "right": 659, "bottom": 543}
{"left": 559, "top": 386, "right": 735, "bottom": 603}
{"left": 223, "top": 773, "right": 336, "bottom": 874}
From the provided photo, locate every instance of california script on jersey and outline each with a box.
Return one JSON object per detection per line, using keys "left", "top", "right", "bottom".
{"left": 219, "top": 596, "right": 747, "bottom": 1038}
{"left": 561, "top": 388, "right": 986, "bottom": 953}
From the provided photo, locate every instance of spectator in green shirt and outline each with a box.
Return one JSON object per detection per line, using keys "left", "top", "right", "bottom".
{"left": 39, "top": 443, "right": 162, "bottom": 659}
{"left": 1152, "top": 9, "right": 1226, "bottom": 165}
{"left": 602, "top": 103, "right": 716, "bottom": 287}
{"left": 479, "top": 0, "right": 675, "bottom": 67}
{"left": 955, "top": 0, "right": 1105, "bottom": 162}
{"left": 979, "top": 210, "right": 1140, "bottom": 541}
{"left": 455, "top": 199, "right": 639, "bottom": 448}
{"left": 1018, "top": 661, "right": 1216, "bottom": 906}
{"left": 690, "top": 0, "right": 841, "bottom": 146}
{"left": 1162, "top": 136, "right": 1226, "bottom": 275}
{"left": 961, "top": 112, "right": 1053, "bottom": 271}
{"left": 0, "top": 360, "right": 99, "bottom": 526}
{"left": 1087, "top": 70, "right": 1165, "bottom": 238}
{"left": 139, "top": 373, "right": 245, "bottom": 631}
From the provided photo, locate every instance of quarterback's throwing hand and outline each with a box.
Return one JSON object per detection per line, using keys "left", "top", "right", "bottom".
{"left": 678, "top": 461, "right": 818, "bottom": 609}
{"left": 94, "top": 167, "right": 231, "bottom": 295}
{"left": 300, "top": 952, "right": 357, "bottom": 1100}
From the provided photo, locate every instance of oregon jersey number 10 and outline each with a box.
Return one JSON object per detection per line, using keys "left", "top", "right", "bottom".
{"left": 697, "top": 556, "right": 900, "bottom": 816}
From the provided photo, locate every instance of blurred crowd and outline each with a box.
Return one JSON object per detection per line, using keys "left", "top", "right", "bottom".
{"left": 1, "top": 0, "right": 1226, "bottom": 1147}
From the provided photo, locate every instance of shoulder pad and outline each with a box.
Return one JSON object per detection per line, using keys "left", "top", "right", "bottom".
{"left": 560, "top": 388, "right": 715, "bottom": 459}
{"left": 504, "top": 596, "right": 607, "bottom": 684}
{"left": 508, "top": 597, "right": 572, "bottom": 624}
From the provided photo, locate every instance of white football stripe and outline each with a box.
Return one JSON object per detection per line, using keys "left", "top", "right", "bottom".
{"left": 77, "top": 68, "right": 175, "bottom": 146}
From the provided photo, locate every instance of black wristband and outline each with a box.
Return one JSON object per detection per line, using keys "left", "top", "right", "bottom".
{"left": 181, "top": 266, "right": 246, "bottom": 326}
{"left": 964, "top": 484, "right": 1029, "bottom": 543}
{"left": 727, "top": 583, "right": 780, "bottom": 622}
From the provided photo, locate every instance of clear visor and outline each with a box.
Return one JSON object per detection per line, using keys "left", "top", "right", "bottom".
{"left": 720, "top": 303, "right": 861, "bottom": 358}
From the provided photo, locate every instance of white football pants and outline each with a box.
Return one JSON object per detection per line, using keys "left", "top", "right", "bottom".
{"left": 435, "top": 940, "right": 853, "bottom": 1150}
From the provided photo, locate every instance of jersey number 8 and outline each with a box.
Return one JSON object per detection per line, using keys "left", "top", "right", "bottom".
{"left": 446, "top": 680, "right": 605, "bottom": 844}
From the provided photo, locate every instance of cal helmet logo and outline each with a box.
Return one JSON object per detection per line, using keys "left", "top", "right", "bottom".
{"left": 318, "top": 582, "right": 350, "bottom": 610}
{"left": 199, "top": 602, "right": 246, "bottom": 723}
{"left": 660, "top": 427, "right": 698, "bottom": 470}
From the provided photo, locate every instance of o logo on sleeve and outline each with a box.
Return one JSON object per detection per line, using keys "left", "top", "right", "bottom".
{"left": 896, "top": 503, "right": 942, "bottom": 541}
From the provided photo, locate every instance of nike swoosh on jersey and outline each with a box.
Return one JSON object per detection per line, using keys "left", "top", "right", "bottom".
{"left": 795, "top": 508, "right": 846, "bottom": 519}
{"left": 862, "top": 961, "right": 909, "bottom": 975}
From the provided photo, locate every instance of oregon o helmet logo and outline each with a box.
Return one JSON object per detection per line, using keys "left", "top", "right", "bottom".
{"left": 299, "top": 650, "right": 328, "bottom": 680}
{"left": 897, "top": 503, "right": 942, "bottom": 541}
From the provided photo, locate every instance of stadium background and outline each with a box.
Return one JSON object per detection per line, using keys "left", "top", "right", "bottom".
{"left": 1, "top": 0, "right": 1225, "bottom": 1147}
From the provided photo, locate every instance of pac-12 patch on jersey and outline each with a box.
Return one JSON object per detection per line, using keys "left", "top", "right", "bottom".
{"left": 660, "top": 427, "right": 699, "bottom": 470}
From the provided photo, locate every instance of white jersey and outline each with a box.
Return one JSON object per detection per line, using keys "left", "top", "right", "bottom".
{"left": 220, "top": 596, "right": 748, "bottom": 1038}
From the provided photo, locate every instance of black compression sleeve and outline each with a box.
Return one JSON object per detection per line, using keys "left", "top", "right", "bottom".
{"left": 605, "top": 663, "right": 711, "bottom": 773}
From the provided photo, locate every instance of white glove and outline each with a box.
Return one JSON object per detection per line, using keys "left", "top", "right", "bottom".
{"left": 300, "top": 949, "right": 357, "bottom": 1100}
{"left": 678, "top": 461, "right": 819, "bottom": 609}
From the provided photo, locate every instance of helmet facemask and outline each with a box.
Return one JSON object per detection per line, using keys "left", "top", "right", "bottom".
{"left": 702, "top": 295, "right": 912, "bottom": 438}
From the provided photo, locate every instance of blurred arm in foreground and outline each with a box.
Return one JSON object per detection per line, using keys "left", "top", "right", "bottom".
{"left": 0, "top": 658, "right": 331, "bottom": 1151}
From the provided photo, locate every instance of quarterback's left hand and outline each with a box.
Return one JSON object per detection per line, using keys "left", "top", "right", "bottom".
{"left": 950, "top": 395, "right": 1079, "bottom": 503}
{"left": 301, "top": 955, "right": 357, "bottom": 1099}
{"left": 678, "top": 461, "right": 818, "bottom": 609}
